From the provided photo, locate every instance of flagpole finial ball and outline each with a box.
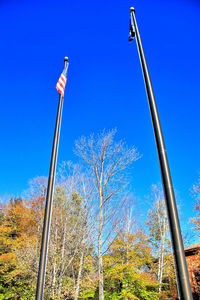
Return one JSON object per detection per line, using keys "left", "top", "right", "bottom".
{"left": 64, "top": 57, "right": 69, "bottom": 62}
{"left": 130, "top": 7, "right": 135, "bottom": 13}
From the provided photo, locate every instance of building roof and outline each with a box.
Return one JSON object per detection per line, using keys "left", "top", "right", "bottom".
{"left": 184, "top": 242, "right": 200, "bottom": 256}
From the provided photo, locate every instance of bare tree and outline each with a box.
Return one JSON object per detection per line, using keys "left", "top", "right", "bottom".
{"left": 74, "top": 129, "right": 139, "bottom": 300}
{"left": 17, "top": 165, "right": 95, "bottom": 299}
{"left": 146, "top": 184, "right": 174, "bottom": 294}
{"left": 46, "top": 162, "right": 96, "bottom": 299}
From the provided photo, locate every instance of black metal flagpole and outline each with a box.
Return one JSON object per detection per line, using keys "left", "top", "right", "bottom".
{"left": 35, "top": 57, "right": 69, "bottom": 300}
{"left": 129, "top": 7, "right": 193, "bottom": 300}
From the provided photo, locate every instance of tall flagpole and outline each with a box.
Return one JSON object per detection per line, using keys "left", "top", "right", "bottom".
{"left": 129, "top": 7, "right": 193, "bottom": 300}
{"left": 35, "top": 57, "right": 69, "bottom": 300}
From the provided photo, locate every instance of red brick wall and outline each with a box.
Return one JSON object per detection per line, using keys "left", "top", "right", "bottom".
{"left": 186, "top": 252, "right": 200, "bottom": 298}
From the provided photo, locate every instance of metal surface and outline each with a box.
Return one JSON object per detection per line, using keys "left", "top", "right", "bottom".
{"left": 35, "top": 58, "right": 68, "bottom": 300}
{"left": 130, "top": 7, "right": 193, "bottom": 300}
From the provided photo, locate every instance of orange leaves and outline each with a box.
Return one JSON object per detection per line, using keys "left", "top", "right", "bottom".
{"left": 0, "top": 253, "right": 15, "bottom": 262}
{"left": 0, "top": 252, "right": 17, "bottom": 279}
{"left": 0, "top": 195, "right": 44, "bottom": 295}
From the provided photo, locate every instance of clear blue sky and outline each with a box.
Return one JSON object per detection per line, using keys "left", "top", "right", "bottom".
{"left": 0, "top": 0, "right": 199, "bottom": 237}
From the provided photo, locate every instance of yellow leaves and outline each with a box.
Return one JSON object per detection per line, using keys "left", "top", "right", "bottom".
{"left": 105, "top": 230, "right": 152, "bottom": 270}
{"left": 80, "top": 273, "right": 98, "bottom": 291}
{"left": 0, "top": 225, "right": 10, "bottom": 235}
{"left": 134, "top": 271, "right": 154, "bottom": 285}
{"left": 103, "top": 230, "right": 161, "bottom": 299}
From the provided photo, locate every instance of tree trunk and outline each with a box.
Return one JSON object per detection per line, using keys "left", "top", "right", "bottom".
{"left": 51, "top": 209, "right": 58, "bottom": 298}
{"left": 74, "top": 251, "right": 84, "bottom": 300}
{"left": 160, "top": 219, "right": 167, "bottom": 291}
{"left": 57, "top": 215, "right": 67, "bottom": 298}
{"left": 158, "top": 218, "right": 167, "bottom": 294}
{"left": 98, "top": 192, "right": 104, "bottom": 300}
{"left": 158, "top": 249, "right": 161, "bottom": 288}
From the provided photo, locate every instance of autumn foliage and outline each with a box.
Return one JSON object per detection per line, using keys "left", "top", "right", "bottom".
{"left": 2, "top": 131, "right": 196, "bottom": 299}
{"left": 0, "top": 179, "right": 168, "bottom": 300}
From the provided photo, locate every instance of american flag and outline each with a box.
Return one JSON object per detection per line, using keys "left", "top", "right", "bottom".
{"left": 56, "top": 61, "right": 69, "bottom": 97}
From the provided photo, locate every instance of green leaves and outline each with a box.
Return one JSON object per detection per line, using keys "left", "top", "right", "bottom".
{"left": 103, "top": 231, "right": 160, "bottom": 299}
{"left": 80, "top": 288, "right": 96, "bottom": 299}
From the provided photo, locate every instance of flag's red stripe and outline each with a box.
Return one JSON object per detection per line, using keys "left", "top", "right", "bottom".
{"left": 56, "top": 84, "right": 64, "bottom": 94}
{"left": 56, "top": 72, "right": 67, "bottom": 97}
{"left": 60, "top": 74, "right": 67, "bottom": 84}
{"left": 56, "top": 82, "right": 65, "bottom": 96}
{"left": 56, "top": 88, "right": 64, "bottom": 97}
{"left": 58, "top": 80, "right": 65, "bottom": 89}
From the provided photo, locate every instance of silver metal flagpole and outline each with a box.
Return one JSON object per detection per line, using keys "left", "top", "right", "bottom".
{"left": 129, "top": 7, "right": 193, "bottom": 300}
{"left": 35, "top": 57, "right": 69, "bottom": 300}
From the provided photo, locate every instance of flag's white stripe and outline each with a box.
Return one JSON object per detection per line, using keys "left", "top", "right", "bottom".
{"left": 56, "top": 82, "right": 64, "bottom": 94}
{"left": 58, "top": 79, "right": 66, "bottom": 88}
{"left": 60, "top": 74, "right": 67, "bottom": 84}
{"left": 56, "top": 84, "right": 64, "bottom": 94}
{"left": 58, "top": 77, "right": 66, "bottom": 88}
{"left": 61, "top": 73, "right": 66, "bottom": 81}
